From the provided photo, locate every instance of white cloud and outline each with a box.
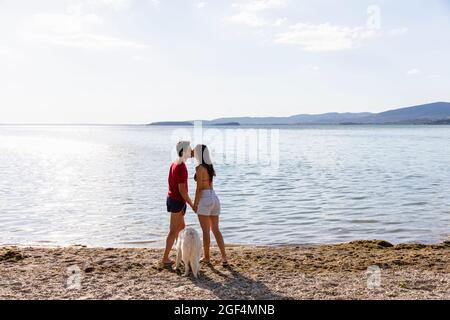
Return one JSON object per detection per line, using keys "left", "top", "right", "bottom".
{"left": 21, "top": 3, "right": 147, "bottom": 50}
{"left": 196, "top": 2, "right": 206, "bottom": 9}
{"left": 31, "top": 13, "right": 103, "bottom": 34}
{"left": 225, "top": 2, "right": 396, "bottom": 52}
{"left": 0, "top": 45, "right": 13, "bottom": 57}
{"left": 65, "top": 0, "right": 131, "bottom": 15}
{"left": 227, "top": 11, "right": 266, "bottom": 27}
{"left": 22, "top": 31, "right": 147, "bottom": 49}
{"left": 226, "top": 0, "right": 286, "bottom": 27}
{"left": 274, "top": 23, "right": 376, "bottom": 52}
{"left": 231, "top": 0, "right": 286, "bottom": 12}
{"left": 148, "top": 0, "right": 160, "bottom": 7}
{"left": 86, "top": 0, "right": 131, "bottom": 11}
{"left": 273, "top": 17, "right": 287, "bottom": 26}
{"left": 407, "top": 68, "right": 421, "bottom": 76}
{"left": 131, "top": 54, "right": 146, "bottom": 61}
{"left": 388, "top": 27, "right": 408, "bottom": 36}
{"left": 306, "top": 64, "right": 320, "bottom": 72}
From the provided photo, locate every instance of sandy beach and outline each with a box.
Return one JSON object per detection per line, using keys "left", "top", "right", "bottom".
{"left": 1, "top": 240, "right": 448, "bottom": 300}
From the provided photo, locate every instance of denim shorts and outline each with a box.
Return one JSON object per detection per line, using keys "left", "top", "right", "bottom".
{"left": 166, "top": 197, "right": 187, "bottom": 214}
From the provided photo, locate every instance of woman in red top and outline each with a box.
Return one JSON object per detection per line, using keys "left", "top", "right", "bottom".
{"left": 162, "top": 141, "right": 195, "bottom": 266}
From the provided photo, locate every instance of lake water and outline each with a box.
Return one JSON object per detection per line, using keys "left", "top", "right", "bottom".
{"left": 0, "top": 125, "right": 449, "bottom": 247}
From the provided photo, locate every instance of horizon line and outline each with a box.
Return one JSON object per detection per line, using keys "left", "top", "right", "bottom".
{"left": 1, "top": 101, "right": 448, "bottom": 126}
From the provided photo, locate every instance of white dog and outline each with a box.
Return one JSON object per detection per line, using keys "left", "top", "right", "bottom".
{"left": 176, "top": 227, "right": 202, "bottom": 278}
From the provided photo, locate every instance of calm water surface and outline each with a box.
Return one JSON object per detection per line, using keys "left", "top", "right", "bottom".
{"left": 0, "top": 125, "right": 449, "bottom": 247}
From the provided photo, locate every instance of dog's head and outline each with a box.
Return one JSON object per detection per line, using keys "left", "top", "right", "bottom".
{"left": 183, "top": 227, "right": 197, "bottom": 238}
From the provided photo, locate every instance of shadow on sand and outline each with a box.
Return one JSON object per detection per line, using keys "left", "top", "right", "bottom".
{"left": 185, "top": 264, "right": 287, "bottom": 300}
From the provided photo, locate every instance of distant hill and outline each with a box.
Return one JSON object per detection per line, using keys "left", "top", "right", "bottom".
{"left": 148, "top": 102, "right": 450, "bottom": 126}
{"left": 148, "top": 121, "right": 193, "bottom": 126}
{"left": 351, "top": 102, "right": 450, "bottom": 124}
{"left": 211, "top": 122, "right": 240, "bottom": 126}
{"left": 209, "top": 112, "right": 373, "bottom": 125}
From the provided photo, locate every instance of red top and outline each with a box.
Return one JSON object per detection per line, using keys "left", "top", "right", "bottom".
{"left": 167, "top": 161, "right": 188, "bottom": 202}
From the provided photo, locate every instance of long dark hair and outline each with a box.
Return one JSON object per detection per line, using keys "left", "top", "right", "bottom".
{"left": 194, "top": 144, "right": 216, "bottom": 180}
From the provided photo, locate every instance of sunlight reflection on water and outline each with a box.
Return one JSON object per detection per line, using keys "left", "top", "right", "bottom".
{"left": 0, "top": 125, "right": 449, "bottom": 247}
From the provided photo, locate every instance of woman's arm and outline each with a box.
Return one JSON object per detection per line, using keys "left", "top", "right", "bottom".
{"left": 193, "top": 166, "right": 205, "bottom": 212}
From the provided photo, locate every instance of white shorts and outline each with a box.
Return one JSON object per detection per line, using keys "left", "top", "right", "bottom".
{"left": 197, "top": 190, "right": 221, "bottom": 216}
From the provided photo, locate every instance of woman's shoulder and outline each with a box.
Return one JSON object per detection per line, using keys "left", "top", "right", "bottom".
{"left": 196, "top": 164, "right": 207, "bottom": 172}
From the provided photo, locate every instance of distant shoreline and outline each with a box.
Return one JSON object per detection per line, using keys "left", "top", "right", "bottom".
{"left": 1, "top": 238, "right": 448, "bottom": 249}
{"left": 147, "top": 102, "right": 450, "bottom": 126}
{"left": 147, "top": 121, "right": 450, "bottom": 126}
{"left": 2, "top": 123, "right": 450, "bottom": 127}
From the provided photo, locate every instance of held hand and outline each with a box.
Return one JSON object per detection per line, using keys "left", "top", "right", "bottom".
{"left": 192, "top": 204, "right": 198, "bottom": 213}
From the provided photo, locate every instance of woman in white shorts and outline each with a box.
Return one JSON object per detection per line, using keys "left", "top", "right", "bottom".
{"left": 193, "top": 144, "right": 227, "bottom": 266}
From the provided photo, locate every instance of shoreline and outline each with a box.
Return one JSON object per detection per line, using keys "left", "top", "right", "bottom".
{"left": 1, "top": 240, "right": 449, "bottom": 300}
{"left": 3, "top": 238, "right": 448, "bottom": 249}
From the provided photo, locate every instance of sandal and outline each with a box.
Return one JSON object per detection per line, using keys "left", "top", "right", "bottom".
{"left": 162, "top": 260, "right": 175, "bottom": 267}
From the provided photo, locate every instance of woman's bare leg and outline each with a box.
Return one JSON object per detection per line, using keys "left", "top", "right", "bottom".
{"left": 162, "top": 211, "right": 185, "bottom": 264}
{"left": 210, "top": 216, "right": 227, "bottom": 263}
{"left": 198, "top": 215, "right": 211, "bottom": 262}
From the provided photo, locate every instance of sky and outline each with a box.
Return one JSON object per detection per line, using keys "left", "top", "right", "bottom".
{"left": 0, "top": 0, "right": 449, "bottom": 124}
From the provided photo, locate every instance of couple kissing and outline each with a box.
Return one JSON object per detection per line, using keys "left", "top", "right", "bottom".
{"left": 162, "top": 141, "right": 227, "bottom": 267}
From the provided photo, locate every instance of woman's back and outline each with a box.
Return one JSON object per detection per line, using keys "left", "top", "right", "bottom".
{"left": 194, "top": 164, "right": 213, "bottom": 190}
